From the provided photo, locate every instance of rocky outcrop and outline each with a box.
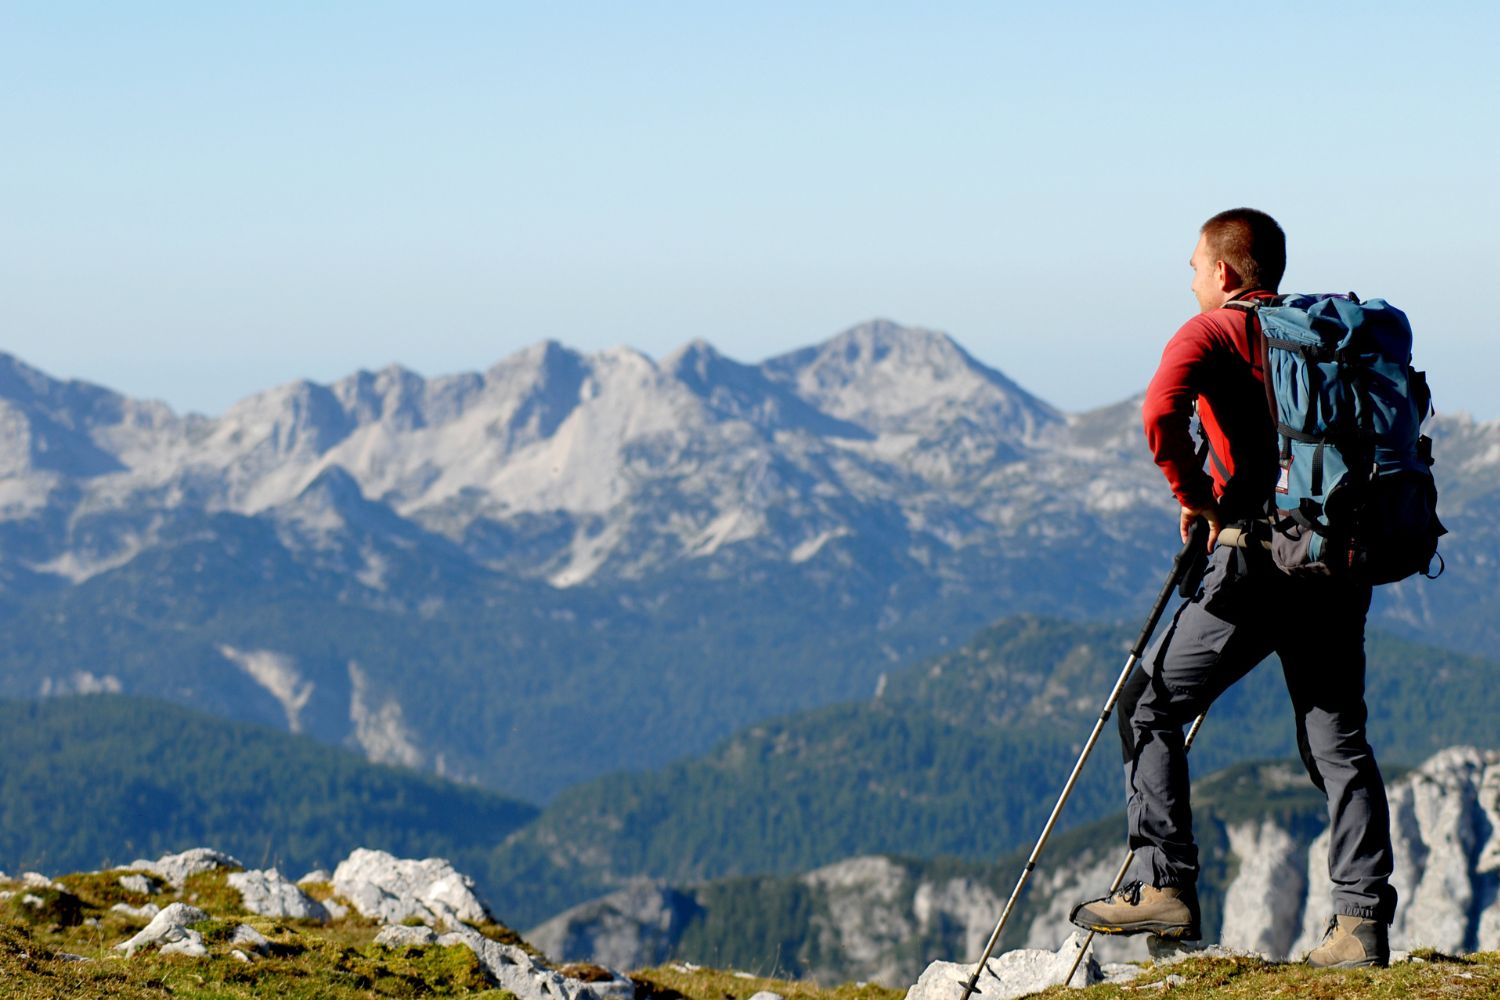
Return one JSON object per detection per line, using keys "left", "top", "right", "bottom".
{"left": 91, "top": 845, "right": 632, "bottom": 1000}
{"left": 440, "top": 923, "right": 622, "bottom": 1000}
{"left": 1220, "top": 819, "right": 1308, "bottom": 957}
{"left": 114, "top": 902, "right": 210, "bottom": 958}
{"left": 332, "top": 848, "right": 490, "bottom": 928}
{"left": 227, "top": 868, "right": 329, "bottom": 921}
{"left": 528, "top": 882, "right": 700, "bottom": 970}
{"left": 904, "top": 934, "right": 1117, "bottom": 1000}
{"left": 127, "top": 848, "right": 241, "bottom": 887}
{"left": 1288, "top": 746, "right": 1500, "bottom": 956}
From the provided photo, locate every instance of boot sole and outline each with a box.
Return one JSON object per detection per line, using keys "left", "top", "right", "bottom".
{"left": 1308, "top": 956, "right": 1388, "bottom": 969}
{"left": 1069, "top": 914, "right": 1200, "bottom": 940}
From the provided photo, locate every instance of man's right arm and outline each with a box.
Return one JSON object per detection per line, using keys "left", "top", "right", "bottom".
{"left": 1144, "top": 317, "right": 1219, "bottom": 546}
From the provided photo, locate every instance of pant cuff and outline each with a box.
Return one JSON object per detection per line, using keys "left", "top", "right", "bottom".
{"left": 1335, "top": 904, "right": 1386, "bottom": 922}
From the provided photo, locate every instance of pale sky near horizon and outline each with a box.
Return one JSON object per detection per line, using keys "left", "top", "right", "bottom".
{"left": 4, "top": 3, "right": 1497, "bottom": 419}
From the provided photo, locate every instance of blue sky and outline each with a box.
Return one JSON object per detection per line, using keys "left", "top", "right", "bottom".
{"left": 4, "top": 2, "right": 1497, "bottom": 418}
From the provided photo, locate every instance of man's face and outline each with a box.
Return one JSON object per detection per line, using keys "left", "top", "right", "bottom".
{"left": 1189, "top": 234, "right": 1224, "bottom": 314}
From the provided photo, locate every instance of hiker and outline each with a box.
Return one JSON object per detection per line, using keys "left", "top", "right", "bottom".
{"left": 1067, "top": 208, "right": 1396, "bottom": 968}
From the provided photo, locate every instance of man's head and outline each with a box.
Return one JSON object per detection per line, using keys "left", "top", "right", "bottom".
{"left": 1190, "top": 208, "right": 1286, "bottom": 313}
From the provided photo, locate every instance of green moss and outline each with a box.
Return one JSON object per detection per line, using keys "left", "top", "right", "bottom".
{"left": 188, "top": 917, "right": 241, "bottom": 945}
{"left": 332, "top": 941, "right": 496, "bottom": 996}
{"left": 299, "top": 880, "right": 335, "bottom": 902}
{"left": 181, "top": 868, "right": 248, "bottom": 915}
{"left": 469, "top": 920, "right": 545, "bottom": 960}
{"left": 633, "top": 965, "right": 904, "bottom": 1000}
{"left": 3, "top": 887, "right": 84, "bottom": 928}
{"left": 58, "top": 868, "right": 161, "bottom": 908}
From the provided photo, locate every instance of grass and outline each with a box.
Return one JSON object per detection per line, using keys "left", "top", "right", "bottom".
{"left": 4, "top": 868, "right": 1500, "bottom": 998}
{"left": 1029, "top": 949, "right": 1500, "bottom": 999}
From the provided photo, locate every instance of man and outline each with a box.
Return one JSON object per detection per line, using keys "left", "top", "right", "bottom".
{"left": 1067, "top": 209, "right": 1396, "bottom": 968}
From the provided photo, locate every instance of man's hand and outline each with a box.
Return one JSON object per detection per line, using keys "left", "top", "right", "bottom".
{"left": 1180, "top": 503, "right": 1222, "bottom": 551}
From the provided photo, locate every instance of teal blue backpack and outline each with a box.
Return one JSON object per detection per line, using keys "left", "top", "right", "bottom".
{"left": 1227, "top": 294, "right": 1444, "bottom": 584}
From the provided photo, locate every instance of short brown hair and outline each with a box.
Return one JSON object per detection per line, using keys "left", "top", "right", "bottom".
{"left": 1200, "top": 208, "right": 1286, "bottom": 292}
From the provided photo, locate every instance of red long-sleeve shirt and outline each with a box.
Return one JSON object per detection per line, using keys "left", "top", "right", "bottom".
{"left": 1142, "top": 293, "right": 1280, "bottom": 520}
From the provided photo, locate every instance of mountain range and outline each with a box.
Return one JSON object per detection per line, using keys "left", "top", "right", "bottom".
{"left": 1, "top": 320, "right": 1493, "bottom": 802}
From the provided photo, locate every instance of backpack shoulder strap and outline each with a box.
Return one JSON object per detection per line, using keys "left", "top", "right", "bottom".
{"left": 1220, "top": 299, "right": 1287, "bottom": 464}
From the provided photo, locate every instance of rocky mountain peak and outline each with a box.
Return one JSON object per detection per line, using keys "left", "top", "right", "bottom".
{"left": 762, "top": 320, "right": 1061, "bottom": 441}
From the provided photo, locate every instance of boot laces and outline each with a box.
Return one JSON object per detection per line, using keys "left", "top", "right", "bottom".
{"left": 1114, "top": 880, "right": 1145, "bottom": 906}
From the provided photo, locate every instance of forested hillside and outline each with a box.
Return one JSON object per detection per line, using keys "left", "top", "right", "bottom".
{"left": 0, "top": 695, "right": 535, "bottom": 883}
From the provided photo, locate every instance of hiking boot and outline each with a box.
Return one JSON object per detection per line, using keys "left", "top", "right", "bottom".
{"left": 1068, "top": 880, "right": 1200, "bottom": 939}
{"left": 1306, "top": 915, "right": 1389, "bottom": 969}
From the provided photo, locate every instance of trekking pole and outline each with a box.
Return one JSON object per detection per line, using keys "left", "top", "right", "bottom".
{"left": 954, "top": 519, "right": 1208, "bottom": 1000}
{"left": 1062, "top": 709, "right": 1209, "bottom": 987}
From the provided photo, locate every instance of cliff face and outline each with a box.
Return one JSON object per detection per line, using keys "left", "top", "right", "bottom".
{"left": 529, "top": 747, "right": 1500, "bottom": 985}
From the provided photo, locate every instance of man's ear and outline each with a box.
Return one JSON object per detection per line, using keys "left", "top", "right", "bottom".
{"left": 1215, "top": 259, "right": 1243, "bottom": 293}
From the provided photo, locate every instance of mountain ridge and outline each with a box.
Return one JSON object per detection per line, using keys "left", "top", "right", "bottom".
{"left": 0, "top": 320, "right": 1492, "bottom": 805}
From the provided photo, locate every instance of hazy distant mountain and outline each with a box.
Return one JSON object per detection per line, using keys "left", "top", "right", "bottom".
{"left": 0, "top": 321, "right": 1491, "bottom": 799}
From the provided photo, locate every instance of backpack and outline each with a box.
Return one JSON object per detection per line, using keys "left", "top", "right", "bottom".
{"left": 1226, "top": 293, "right": 1445, "bottom": 584}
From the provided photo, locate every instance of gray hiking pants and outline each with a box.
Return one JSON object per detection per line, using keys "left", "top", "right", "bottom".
{"left": 1117, "top": 543, "right": 1397, "bottom": 922}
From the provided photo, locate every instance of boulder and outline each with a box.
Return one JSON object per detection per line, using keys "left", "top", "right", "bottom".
{"left": 160, "top": 930, "right": 209, "bottom": 958}
{"left": 128, "top": 849, "right": 242, "bottom": 887}
{"left": 227, "top": 868, "right": 329, "bottom": 921}
{"left": 298, "top": 869, "right": 331, "bottom": 885}
{"left": 231, "top": 924, "right": 271, "bottom": 956}
{"left": 438, "top": 924, "right": 614, "bottom": 1000}
{"left": 111, "top": 902, "right": 162, "bottom": 921}
{"left": 905, "top": 934, "right": 1103, "bottom": 1000}
{"left": 376, "top": 924, "right": 439, "bottom": 948}
{"left": 331, "top": 849, "right": 490, "bottom": 928}
{"left": 115, "top": 902, "right": 210, "bottom": 958}
{"left": 117, "top": 874, "right": 158, "bottom": 896}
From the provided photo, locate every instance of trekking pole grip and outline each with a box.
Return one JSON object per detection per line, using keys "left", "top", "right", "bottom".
{"left": 1130, "top": 518, "right": 1208, "bottom": 659}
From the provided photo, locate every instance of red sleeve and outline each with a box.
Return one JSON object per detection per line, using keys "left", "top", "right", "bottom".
{"left": 1143, "top": 316, "right": 1215, "bottom": 511}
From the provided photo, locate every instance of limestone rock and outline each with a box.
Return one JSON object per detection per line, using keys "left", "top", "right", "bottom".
{"left": 128, "top": 848, "right": 242, "bottom": 887}
{"left": 111, "top": 902, "right": 162, "bottom": 921}
{"left": 298, "top": 869, "right": 331, "bottom": 885}
{"left": 376, "top": 924, "right": 439, "bottom": 948}
{"left": 904, "top": 933, "right": 1101, "bottom": 1000}
{"left": 1220, "top": 819, "right": 1308, "bottom": 959}
{"left": 115, "top": 903, "right": 211, "bottom": 958}
{"left": 527, "top": 882, "right": 699, "bottom": 969}
{"left": 799, "top": 856, "right": 923, "bottom": 985}
{"left": 438, "top": 923, "right": 606, "bottom": 1000}
{"left": 1288, "top": 747, "right": 1500, "bottom": 957}
{"left": 746, "top": 992, "right": 785, "bottom": 1000}
{"left": 911, "top": 876, "right": 1007, "bottom": 965}
{"left": 159, "top": 930, "right": 209, "bottom": 958}
{"left": 1394, "top": 747, "right": 1488, "bottom": 951}
{"left": 117, "top": 874, "right": 157, "bottom": 896}
{"left": 227, "top": 868, "right": 329, "bottom": 921}
{"left": 231, "top": 924, "right": 271, "bottom": 956}
{"left": 332, "top": 849, "right": 490, "bottom": 928}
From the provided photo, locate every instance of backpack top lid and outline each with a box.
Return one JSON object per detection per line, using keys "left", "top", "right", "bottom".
{"left": 1256, "top": 294, "right": 1414, "bottom": 366}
